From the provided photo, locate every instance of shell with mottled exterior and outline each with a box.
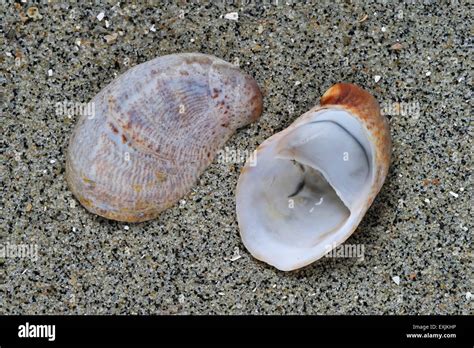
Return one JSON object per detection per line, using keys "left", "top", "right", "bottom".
{"left": 66, "top": 53, "right": 263, "bottom": 222}
{"left": 236, "top": 83, "right": 391, "bottom": 271}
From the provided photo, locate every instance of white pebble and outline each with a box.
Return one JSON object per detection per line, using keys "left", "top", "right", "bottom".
{"left": 124, "top": 225, "right": 130, "bottom": 230}
{"left": 424, "top": 198, "right": 430, "bottom": 204}
{"left": 48, "top": 69, "right": 53, "bottom": 76}
{"left": 381, "top": 26, "right": 386, "bottom": 32}
{"left": 374, "top": 75, "right": 381, "bottom": 83}
{"left": 105, "top": 20, "right": 110, "bottom": 28}
{"left": 466, "top": 292, "right": 472, "bottom": 300}
{"left": 224, "top": 12, "right": 238, "bottom": 21}
{"left": 97, "top": 12, "right": 105, "bottom": 21}
{"left": 178, "top": 294, "right": 185, "bottom": 304}
{"left": 230, "top": 247, "right": 242, "bottom": 261}
{"left": 50, "top": 159, "right": 56, "bottom": 164}
{"left": 104, "top": 33, "right": 118, "bottom": 43}
{"left": 150, "top": 24, "right": 156, "bottom": 32}
{"left": 180, "top": 199, "right": 186, "bottom": 205}
{"left": 459, "top": 187, "right": 464, "bottom": 192}
{"left": 425, "top": 71, "right": 431, "bottom": 76}
{"left": 294, "top": 81, "right": 301, "bottom": 86}
{"left": 449, "top": 191, "right": 459, "bottom": 198}
{"left": 230, "top": 255, "right": 242, "bottom": 262}
{"left": 392, "top": 276, "right": 400, "bottom": 285}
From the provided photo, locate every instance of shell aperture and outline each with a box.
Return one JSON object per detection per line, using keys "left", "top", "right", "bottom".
{"left": 66, "top": 53, "right": 263, "bottom": 222}
{"left": 236, "top": 83, "right": 391, "bottom": 271}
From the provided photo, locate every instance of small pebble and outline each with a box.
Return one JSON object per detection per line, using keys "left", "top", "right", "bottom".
{"left": 381, "top": 26, "right": 386, "bottom": 32}
{"left": 50, "top": 159, "right": 56, "bottom": 164}
{"left": 466, "top": 292, "right": 472, "bottom": 300}
{"left": 150, "top": 24, "right": 156, "bottom": 32}
{"left": 104, "top": 33, "right": 118, "bottom": 44}
{"left": 425, "top": 71, "right": 431, "bottom": 76}
{"left": 374, "top": 75, "right": 381, "bottom": 83}
{"left": 26, "top": 7, "right": 43, "bottom": 20}
{"left": 224, "top": 12, "right": 238, "bottom": 21}
{"left": 294, "top": 81, "right": 301, "bottom": 86}
{"left": 47, "top": 69, "right": 53, "bottom": 76}
{"left": 392, "top": 276, "right": 400, "bottom": 285}
{"left": 391, "top": 42, "right": 403, "bottom": 50}
{"left": 424, "top": 198, "right": 430, "bottom": 204}
{"left": 229, "top": 247, "right": 242, "bottom": 262}
{"left": 97, "top": 12, "right": 105, "bottom": 21}
{"left": 124, "top": 225, "right": 130, "bottom": 230}
{"left": 449, "top": 191, "right": 459, "bottom": 198}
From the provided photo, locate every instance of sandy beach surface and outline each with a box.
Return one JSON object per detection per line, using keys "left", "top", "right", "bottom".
{"left": 1, "top": 1, "right": 471, "bottom": 314}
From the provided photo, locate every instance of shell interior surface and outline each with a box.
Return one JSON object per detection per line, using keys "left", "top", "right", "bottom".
{"left": 66, "top": 53, "right": 262, "bottom": 222}
{"left": 236, "top": 83, "right": 391, "bottom": 271}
